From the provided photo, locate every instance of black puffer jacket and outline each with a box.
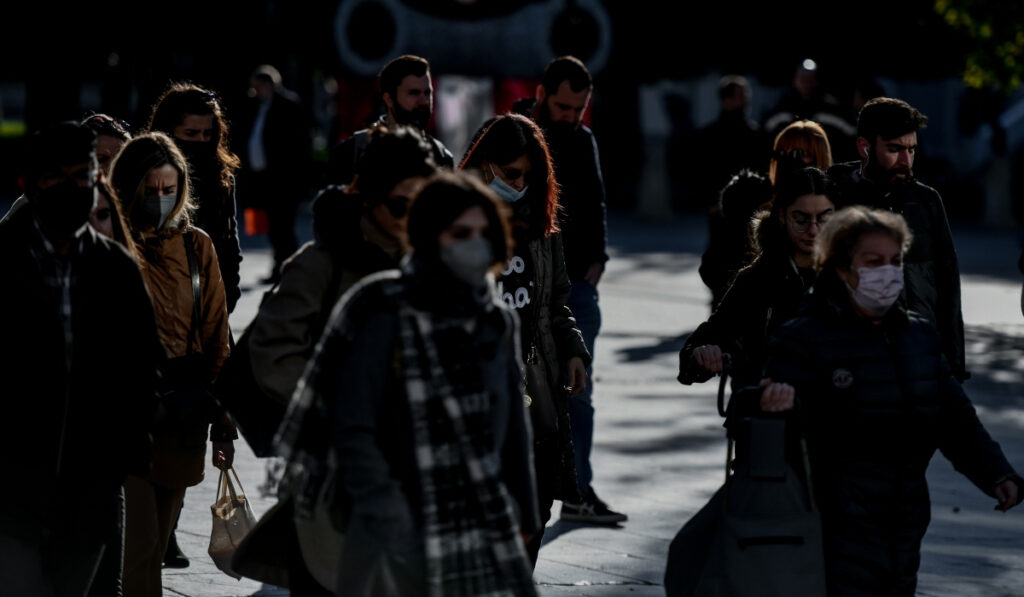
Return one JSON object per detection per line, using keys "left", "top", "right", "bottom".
{"left": 681, "top": 211, "right": 815, "bottom": 390}
{"left": 764, "top": 271, "right": 1018, "bottom": 596}
{"left": 828, "top": 161, "right": 966, "bottom": 380}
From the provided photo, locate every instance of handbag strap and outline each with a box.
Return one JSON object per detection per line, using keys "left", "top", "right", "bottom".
{"left": 183, "top": 230, "right": 202, "bottom": 356}
{"left": 216, "top": 467, "right": 246, "bottom": 503}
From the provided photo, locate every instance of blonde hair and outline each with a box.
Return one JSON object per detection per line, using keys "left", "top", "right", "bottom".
{"left": 109, "top": 132, "right": 195, "bottom": 232}
{"left": 814, "top": 205, "right": 913, "bottom": 272}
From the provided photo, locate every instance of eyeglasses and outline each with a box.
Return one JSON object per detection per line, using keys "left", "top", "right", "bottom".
{"left": 788, "top": 211, "right": 833, "bottom": 232}
{"left": 383, "top": 196, "right": 410, "bottom": 219}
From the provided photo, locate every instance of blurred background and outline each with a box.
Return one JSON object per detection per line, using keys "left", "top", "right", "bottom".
{"left": 2, "top": 0, "right": 1024, "bottom": 227}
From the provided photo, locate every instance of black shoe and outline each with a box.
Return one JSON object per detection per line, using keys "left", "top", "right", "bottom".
{"left": 163, "top": 532, "right": 190, "bottom": 569}
{"left": 560, "top": 487, "right": 628, "bottom": 524}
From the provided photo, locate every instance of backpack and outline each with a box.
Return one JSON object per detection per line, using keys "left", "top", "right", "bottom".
{"left": 213, "top": 265, "right": 346, "bottom": 457}
{"left": 664, "top": 370, "right": 827, "bottom": 597}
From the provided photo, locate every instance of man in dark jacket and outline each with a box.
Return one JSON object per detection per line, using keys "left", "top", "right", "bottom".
{"left": 828, "top": 97, "right": 967, "bottom": 380}
{"left": 522, "top": 56, "right": 622, "bottom": 525}
{"left": 0, "top": 122, "right": 162, "bottom": 595}
{"left": 236, "top": 64, "right": 312, "bottom": 284}
{"left": 328, "top": 55, "right": 453, "bottom": 187}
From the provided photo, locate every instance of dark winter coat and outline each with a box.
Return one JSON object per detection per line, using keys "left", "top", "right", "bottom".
{"left": 0, "top": 206, "right": 162, "bottom": 545}
{"left": 828, "top": 161, "right": 967, "bottom": 380}
{"left": 248, "top": 187, "right": 403, "bottom": 405}
{"left": 681, "top": 213, "right": 815, "bottom": 390}
{"left": 319, "top": 263, "right": 541, "bottom": 590}
{"left": 190, "top": 173, "right": 242, "bottom": 314}
{"left": 698, "top": 169, "right": 772, "bottom": 310}
{"left": 515, "top": 230, "right": 591, "bottom": 502}
{"left": 763, "top": 271, "right": 1018, "bottom": 596}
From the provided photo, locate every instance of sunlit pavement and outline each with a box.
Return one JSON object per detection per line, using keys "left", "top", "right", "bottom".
{"left": 164, "top": 209, "right": 1024, "bottom": 596}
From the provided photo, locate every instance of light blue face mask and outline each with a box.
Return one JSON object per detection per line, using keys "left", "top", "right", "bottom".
{"left": 488, "top": 165, "right": 528, "bottom": 203}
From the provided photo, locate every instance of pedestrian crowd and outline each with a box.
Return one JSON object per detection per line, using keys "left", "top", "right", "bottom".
{"left": 0, "top": 51, "right": 1020, "bottom": 597}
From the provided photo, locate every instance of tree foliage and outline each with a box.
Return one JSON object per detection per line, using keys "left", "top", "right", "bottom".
{"left": 935, "top": 0, "right": 1024, "bottom": 94}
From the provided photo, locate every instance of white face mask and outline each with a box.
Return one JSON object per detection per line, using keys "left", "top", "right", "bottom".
{"left": 846, "top": 264, "right": 903, "bottom": 315}
{"left": 488, "top": 165, "right": 528, "bottom": 203}
{"left": 440, "top": 236, "right": 493, "bottom": 288}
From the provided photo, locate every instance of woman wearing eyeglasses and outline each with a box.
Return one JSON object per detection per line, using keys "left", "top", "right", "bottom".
{"left": 460, "top": 113, "right": 590, "bottom": 567}
{"left": 700, "top": 119, "right": 833, "bottom": 310}
{"left": 680, "top": 167, "right": 836, "bottom": 391}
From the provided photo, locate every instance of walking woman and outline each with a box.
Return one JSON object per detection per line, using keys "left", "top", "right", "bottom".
{"left": 760, "top": 206, "right": 1022, "bottom": 595}
{"left": 679, "top": 167, "right": 836, "bottom": 390}
{"left": 145, "top": 83, "right": 243, "bottom": 312}
{"left": 700, "top": 119, "right": 833, "bottom": 309}
{"left": 109, "top": 132, "right": 234, "bottom": 596}
{"left": 281, "top": 171, "right": 539, "bottom": 595}
{"left": 460, "top": 113, "right": 589, "bottom": 566}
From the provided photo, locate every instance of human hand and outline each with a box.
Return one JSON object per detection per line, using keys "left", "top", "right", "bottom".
{"left": 566, "top": 356, "right": 588, "bottom": 396}
{"left": 584, "top": 262, "right": 605, "bottom": 286}
{"left": 693, "top": 345, "right": 727, "bottom": 374}
{"left": 995, "top": 479, "right": 1019, "bottom": 512}
{"left": 759, "top": 378, "right": 795, "bottom": 412}
{"left": 212, "top": 440, "right": 235, "bottom": 470}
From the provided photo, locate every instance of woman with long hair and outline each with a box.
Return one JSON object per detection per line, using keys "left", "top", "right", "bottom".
{"left": 145, "top": 83, "right": 243, "bottom": 312}
{"left": 282, "top": 171, "right": 539, "bottom": 595}
{"left": 460, "top": 113, "right": 589, "bottom": 566}
{"left": 109, "top": 132, "right": 233, "bottom": 596}
{"left": 700, "top": 119, "right": 833, "bottom": 309}
{"left": 680, "top": 167, "right": 836, "bottom": 391}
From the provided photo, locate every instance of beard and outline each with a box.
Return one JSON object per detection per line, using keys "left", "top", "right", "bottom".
{"left": 392, "top": 104, "right": 431, "bottom": 130}
{"left": 864, "top": 151, "right": 914, "bottom": 192}
{"left": 535, "top": 99, "right": 581, "bottom": 134}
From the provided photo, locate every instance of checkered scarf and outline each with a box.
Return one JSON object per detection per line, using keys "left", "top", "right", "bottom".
{"left": 398, "top": 303, "right": 536, "bottom": 597}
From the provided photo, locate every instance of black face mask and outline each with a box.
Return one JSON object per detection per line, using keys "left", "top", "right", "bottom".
{"left": 174, "top": 139, "right": 219, "bottom": 178}
{"left": 32, "top": 182, "right": 95, "bottom": 241}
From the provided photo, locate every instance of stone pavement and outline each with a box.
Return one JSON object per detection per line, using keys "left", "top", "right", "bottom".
{"left": 163, "top": 209, "right": 1024, "bottom": 596}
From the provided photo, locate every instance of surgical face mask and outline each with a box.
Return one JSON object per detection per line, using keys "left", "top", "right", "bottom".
{"left": 488, "top": 165, "right": 528, "bottom": 203}
{"left": 440, "top": 236, "right": 493, "bottom": 288}
{"left": 137, "top": 194, "right": 178, "bottom": 230}
{"left": 846, "top": 264, "right": 903, "bottom": 315}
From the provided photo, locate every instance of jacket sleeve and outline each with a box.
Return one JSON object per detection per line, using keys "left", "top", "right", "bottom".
{"left": 500, "top": 318, "right": 541, "bottom": 534}
{"left": 333, "top": 312, "right": 416, "bottom": 540}
{"left": 579, "top": 131, "right": 609, "bottom": 268}
{"left": 678, "top": 267, "right": 758, "bottom": 384}
{"left": 216, "top": 179, "right": 243, "bottom": 314}
{"left": 249, "top": 244, "right": 335, "bottom": 405}
{"left": 549, "top": 233, "right": 591, "bottom": 366}
{"left": 195, "top": 231, "right": 231, "bottom": 377}
{"left": 929, "top": 194, "right": 967, "bottom": 379}
{"left": 936, "top": 354, "right": 1016, "bottom": 497}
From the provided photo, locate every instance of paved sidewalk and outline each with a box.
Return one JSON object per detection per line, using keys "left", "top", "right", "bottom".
{"left": 164, "top": 211, "right": 1024, "bottom": 596}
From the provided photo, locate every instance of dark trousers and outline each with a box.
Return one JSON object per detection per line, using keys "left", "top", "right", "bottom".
{"left": 566, "top": 281, "right": 601, "bottom": 492}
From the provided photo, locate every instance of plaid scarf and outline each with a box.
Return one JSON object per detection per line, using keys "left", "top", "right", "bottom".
{"left": 398, "top": 302, "right": 536, "bottom": 597}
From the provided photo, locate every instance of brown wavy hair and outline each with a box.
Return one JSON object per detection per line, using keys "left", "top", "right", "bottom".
{"left": 144, "top": 82, "right": 240, "bottom": 191}
{"left": 459, "top": 113, "right": 560, "bottom": 238}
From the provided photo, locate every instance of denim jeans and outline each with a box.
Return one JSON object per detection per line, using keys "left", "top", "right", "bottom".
{"left": 567, "top": 281, "right": 601, "bottom": 492}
